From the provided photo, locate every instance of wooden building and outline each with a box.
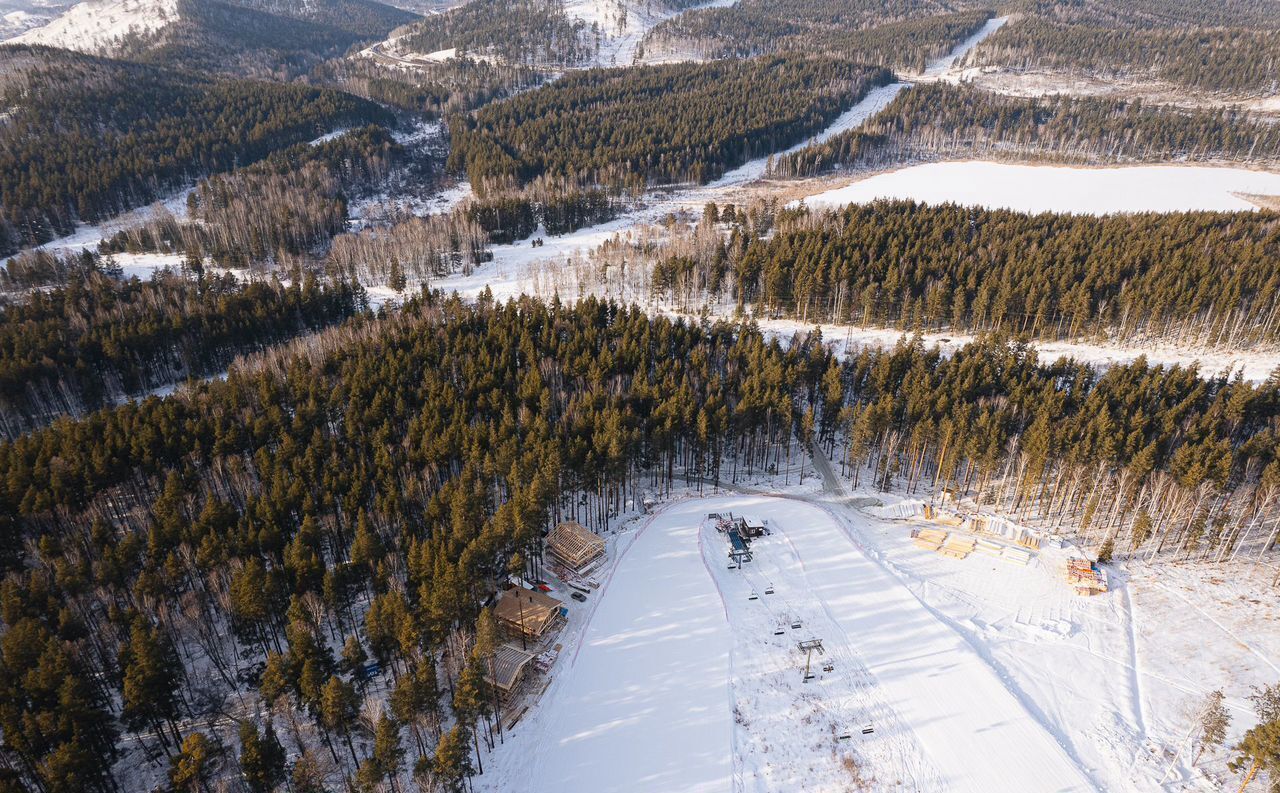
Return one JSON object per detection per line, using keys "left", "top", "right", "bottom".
{"left": 546, "top": 520, "right": 606, "bottom": 571}
{"left": 485, "top": 643, "right": 538, "bottom": 696}
{"left": 495, "top": 587, "right": 565, "bottom": 640}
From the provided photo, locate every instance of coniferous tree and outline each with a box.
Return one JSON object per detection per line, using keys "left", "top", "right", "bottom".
{"left": 239, "top": 719, "right": 287, "bottom": 793}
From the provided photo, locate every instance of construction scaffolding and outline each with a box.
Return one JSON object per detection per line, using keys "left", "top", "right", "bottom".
{"left": 546, "top": 520, "right": 606, "bottom": 571}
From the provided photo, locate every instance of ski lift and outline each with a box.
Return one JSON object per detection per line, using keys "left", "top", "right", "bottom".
{"left": 748, "top": 591, "right": 759, "bottom": 601}
{"left": 822, "top": 662, "right": 834, "bottom": 672}
{"left": 861, "top": 726, "right": 875, "bottom": 735}
{"left": 764, "top": 585, "right": 775, "bottom": 595}
{"left": 791, "top": 620, "right": 802, "bottom": 629}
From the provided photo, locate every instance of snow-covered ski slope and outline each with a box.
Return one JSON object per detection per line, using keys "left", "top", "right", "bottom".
{"left": 485, "top": 496, "right": 1096, "bottom": 792}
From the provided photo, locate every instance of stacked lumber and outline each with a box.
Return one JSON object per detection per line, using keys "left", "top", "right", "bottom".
{"left": 940, "top": 536, "right": 977, "bottom": 559}
{"left": 974, "top": 538, "right": 1004, "bottom": 557}
{"left": 1065, "top": 558, "right": 1108, "bottom": 595}
{"left": 1017, "top": 534, "right": 1042, "bottom": 551}
{"left": 1001, "top": 547, "right": 1033, "bottom": 566}
{"left": 913, "top": 528, "right": 947, "bottom": 550}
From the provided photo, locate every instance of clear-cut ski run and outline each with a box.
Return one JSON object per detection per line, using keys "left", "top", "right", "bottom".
{"left": 479, "top": 495, "right": 1098, "bottom": 792}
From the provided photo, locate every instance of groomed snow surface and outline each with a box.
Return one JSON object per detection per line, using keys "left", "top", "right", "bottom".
{"left": 479, "top": 492, "right": 1280, "bottom": 792}
{"left": 484, "top": 497, "right": 1099, "bottom": 792}
{"left": 803, "top": 162, "right": 1280, "bottom": 215}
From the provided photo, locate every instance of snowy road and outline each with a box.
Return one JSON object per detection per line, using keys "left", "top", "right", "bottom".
{"left": 484, "top": 496, "right": 1098, "bottom": 792}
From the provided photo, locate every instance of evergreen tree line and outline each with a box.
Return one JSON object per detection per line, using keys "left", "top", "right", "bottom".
{"left": 99, "top": 126, "right": 414, "bottom": 267}
{"left": 117, "top": 0, "right": 416, "bottom": 80}
{"left": 965, "top": 17, "right": 1280, "bottom": 96}
{"left": 1008, "top": 0, "right": 1280, "bottom": 29}
{"left": 313, "top": 55, "right": 544, "bottom": 118}
{"left": 448, "top": 56, "right": 894, "bottom": 194}
{"left": 770, "top": 82, "right": 1280, "bottom": 177}
{"left": 642, "top": 1, "right": 992, "bottom": 72}
{"left": 642, "top": 199, "right": 1280, "bottom": 347}
{"left": 0, "top": 296, "right": 1277, "bottom": 790}
{"left": 0, "top": 295, "right": 845, "bottom": 791}
{"left": 817, "top": 334, "right": 1280, "bottom": 575}
{"left": 398, "top": 0, "right": 598, "bottom": 67}
{"left": 0, "top": 45, "right": 392, "bottom": 257}
{"left": 0, "top": 266, "right": 363, "bottom": 438}
{"left": 465, "top": 178, "right": 631, "bottom": 243}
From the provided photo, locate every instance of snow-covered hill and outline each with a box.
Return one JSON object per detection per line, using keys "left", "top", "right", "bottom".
{"left": 0, "top": 1, "right": 74, "bottom": 38}
{"left": 8, "top": 0, "right": 179, "bottom": 54}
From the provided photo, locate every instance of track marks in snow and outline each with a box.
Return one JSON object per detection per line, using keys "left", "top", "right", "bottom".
{"left": 1121, "top": 584, "right": 1149, "bottom": 742}
{"left": 794, "top": 501, "right": 1099, "bottom": 792}
{"left": 700, "top": 508, "right": 942, "bottom": 791}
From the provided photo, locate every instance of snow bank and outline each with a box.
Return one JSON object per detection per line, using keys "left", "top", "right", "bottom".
{"left": 802, "top": 162, "right": 1280, "bottom": 215}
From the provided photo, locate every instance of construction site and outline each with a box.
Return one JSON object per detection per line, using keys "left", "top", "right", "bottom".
{"left": 474, "top": 491, "right": 1278, "bottom": 793}
{"left": 480, "top": 520, "right": 610, "bottom": 730}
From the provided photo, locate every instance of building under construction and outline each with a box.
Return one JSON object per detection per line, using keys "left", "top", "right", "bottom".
{"left": 546, "top": 520, "right": 606, "bottom": 571}
{"left": 484, "top": 643, "right": 539, "bottom": 697}
{"left": 495, "top": 587, "right": 566, "bottom": 640}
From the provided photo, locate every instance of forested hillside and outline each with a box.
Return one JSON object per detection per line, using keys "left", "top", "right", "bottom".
{"left": 641, "top": 0, "right": 991, "bottom": 70}
{"left": 316, "top": 55, "right": 542, "bottom": 116}
{"left": 967, "top": 0, "right": 1280, "bottom": 96}
{"left": 0, "top": 268, "right": 362, "bottom": 436}
{"left": 773, "top": 83, "right": 1280, "bottom": 176}
{"left": 229, "top": 0, "right": 417, "bottom": 39}
{"left": 0, "top": 46, "right": 391, "bottom": 255}
{"left": 448, "top": 56, "right": 893, "bottom": 192}
{"left": 0, "top": 296, "right": 1276, "bottom": 791}
{"left": 640, "top": 199, "right": 1280, "bottom": 347}
{"left": 100, "top": 126, "right": 412, "bottom": 265}
{"left": 397, "top": 0, "right": 596, "bottom": 66}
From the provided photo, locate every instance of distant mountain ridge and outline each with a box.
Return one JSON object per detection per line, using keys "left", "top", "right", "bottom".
{"left": 10, "top": 0, "right": 178, "bottom": 55}
{"left": 5, "top": 0, "right": 418, "bottom": 73}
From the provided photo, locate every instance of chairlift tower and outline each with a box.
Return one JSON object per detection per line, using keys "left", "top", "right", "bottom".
{"left": 797, "top": 638, "right": 824, "bottom": 682}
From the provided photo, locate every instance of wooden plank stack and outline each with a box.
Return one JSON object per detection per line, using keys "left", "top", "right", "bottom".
{"left": 913, "top": 528, "right": 948, "bottom": 551}
{"left": 940, "top": 536, "right": 977, "bottom": 559}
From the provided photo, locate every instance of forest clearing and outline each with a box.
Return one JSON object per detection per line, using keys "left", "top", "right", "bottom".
{"left": 475, "top": 484, "right": 1279, "bottom": 792}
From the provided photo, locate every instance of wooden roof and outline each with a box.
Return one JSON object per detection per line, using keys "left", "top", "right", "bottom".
{"left": 494, "top": 587, "right": 563, "bottom": 637}
{"left": 546, "top": 521, "right": 606, "bottom": 569}
{"left": 486, "top": 643, "right": 537, "bottom": 692}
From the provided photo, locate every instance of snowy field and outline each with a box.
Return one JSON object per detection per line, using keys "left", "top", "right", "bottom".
{"left": 802, "top": 162, "right": 1280, "bottom": 215}
{"left": 477, "top": 484, "right": 1280, "bottom": 792}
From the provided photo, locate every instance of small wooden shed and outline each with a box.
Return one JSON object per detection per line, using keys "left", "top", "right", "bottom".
{"left": 495, "top": 587, "right": 565, "bottom": 640}
{"left": 546, "top": 521, "right": 606, "bottom": 571}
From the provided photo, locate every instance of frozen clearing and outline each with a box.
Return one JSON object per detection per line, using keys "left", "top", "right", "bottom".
{"left": 802, "top": 162, "right": 1280, "bottom": 215}
{"left": 483, "top": 496, "right": 1097, "bottom": 792}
